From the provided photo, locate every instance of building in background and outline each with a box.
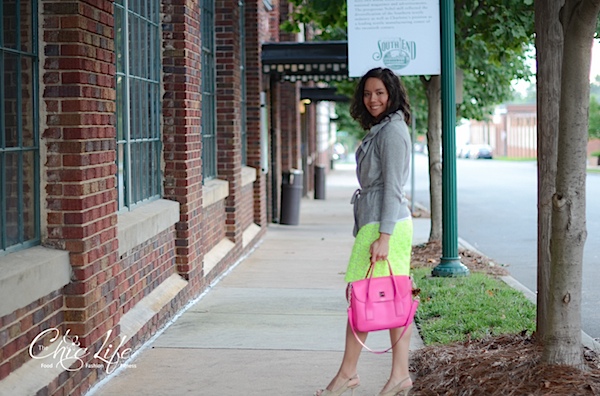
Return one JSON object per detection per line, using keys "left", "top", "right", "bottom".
{"left": 465, "top": 104, "right": 537, "bottom": 158}
{"left": 465, "top": 103, "right": 600, "bottom": 163}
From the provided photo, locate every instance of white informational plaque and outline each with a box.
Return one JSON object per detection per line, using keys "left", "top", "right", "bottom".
{"left": 347, "top": 0, "right": 441, "bottom": 77}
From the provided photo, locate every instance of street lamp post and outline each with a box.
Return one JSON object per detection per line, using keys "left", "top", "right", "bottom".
{"left": 432, "top": 0, "right": 469, "bottom": 277}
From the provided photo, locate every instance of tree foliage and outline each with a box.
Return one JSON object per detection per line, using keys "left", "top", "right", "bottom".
{"left": 281, "top": 0, "right": 347, "bottom": 40}
{"left": 590, "top": 77, "right": 600, "bottom": 139}
{"left": 589, "top": 96, "right": 600, "bottom": 139}
{"left": 455, "top": 0, "right": 534, "bottom": 120}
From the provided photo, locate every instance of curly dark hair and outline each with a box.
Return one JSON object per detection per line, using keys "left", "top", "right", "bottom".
{"left": 349, "top": 67, "right": 411, "bottom": 130}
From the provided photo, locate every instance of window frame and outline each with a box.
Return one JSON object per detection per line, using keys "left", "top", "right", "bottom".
{"left": 0, "top": 0, "right": 40, "bottom": 255}
{"left": 114, "top": 0, "right": 163, "bottom": 210}
{"left": 201, "top": 0, "right": 217, "bottom": 181}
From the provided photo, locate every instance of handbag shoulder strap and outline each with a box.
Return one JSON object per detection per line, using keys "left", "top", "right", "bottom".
{"left": 347, "top": 300, "right": 418, "bottom": 354}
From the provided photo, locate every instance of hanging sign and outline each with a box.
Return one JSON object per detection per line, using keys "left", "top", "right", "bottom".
{"left": 347, "top": 0, "right": 441, "bottom": 77}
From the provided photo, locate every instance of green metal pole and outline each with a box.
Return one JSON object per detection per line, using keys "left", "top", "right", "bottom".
{"left": 432, "top": 0, "right": 469, "bottom": 277}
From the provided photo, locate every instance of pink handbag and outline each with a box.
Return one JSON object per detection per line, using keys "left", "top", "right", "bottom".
{"left": 347, "top": 260, "right": 419, "bottom": 353}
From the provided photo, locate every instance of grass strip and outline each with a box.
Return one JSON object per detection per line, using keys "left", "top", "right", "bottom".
{"left": 412, "top": 267, "right": 536, "bottom": 345}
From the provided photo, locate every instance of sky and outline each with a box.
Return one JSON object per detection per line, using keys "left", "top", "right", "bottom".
{"left": 592, "top": 40, "right": 600, "bottom": 80}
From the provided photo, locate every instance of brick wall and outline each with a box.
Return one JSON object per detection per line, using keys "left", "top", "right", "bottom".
{"left": 117, "top": 231, "right": 176, "bottom": 315}
{"left": 278, "top": 1, "right": 302, "bottom": 176}
{"left": 245, "top": 0, "right": 271, "bottom": 227}
{"left": 0, "top": 292, "right": 64, "bottom": 382}
{"left": 240, "top": 183, "right": 255, "bottom": 230}
{"left": 0, "top": 1, "right": 272, "bottom": 394}
{"left": 267, "top": 79, "right": 282, "bottom": 222}
{"left": 267, "top": 0, "right": 281, "bottom": 41}
{"left": 280, "top": 83, "right": 301, "bottom": 172}
{"left": 201, "top": 200, "right": 227, "bottom": 252}
{"left": 43, "top": 0, "right": 119, "bottom": 344}
{"left": 215, "top": 0, "right": 244, "bottom": 243}
{"left": 38, "top": 0, "right": 120, "bottom": 393}
{"left": 306, "top": 97, "right": 317, "bottom": 193}
{"left": 263, "top": 0, "right": 285, "bottom": 222}
{"left": 162, "top": 0, "right": 204, "bottom": 283}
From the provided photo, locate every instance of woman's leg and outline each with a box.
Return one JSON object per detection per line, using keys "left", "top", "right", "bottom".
{"left": 378, "top": 324, "right": 413, "bottom": 394}
{"left": 318, "top": 321, "right": 366, "bottom": 393}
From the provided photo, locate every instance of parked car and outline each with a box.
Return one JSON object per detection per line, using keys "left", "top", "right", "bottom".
{"left": 464, "top": 144, "right": 493, "bottom": 159}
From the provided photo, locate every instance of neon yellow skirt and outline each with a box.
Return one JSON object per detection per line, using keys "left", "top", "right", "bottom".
{"left": 345, "top": 219, "right": 413, "bottom": 283}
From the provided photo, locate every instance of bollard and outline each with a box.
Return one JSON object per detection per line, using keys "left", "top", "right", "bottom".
{"left": 314, "top": 165, "right": 326, "bottom": 200}
{"left": 280, "top": 169, "right": 303, "bottom": 225}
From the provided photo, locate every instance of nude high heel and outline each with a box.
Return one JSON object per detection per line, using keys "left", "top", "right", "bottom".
{"left": 314, "top": 375, "right": 360, "bottom": 396}
{"left": 377, "top": 376, "right": 412, "bottom": 396}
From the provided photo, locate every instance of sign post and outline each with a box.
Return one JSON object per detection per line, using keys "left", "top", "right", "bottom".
{"left": 432, "top": 0, "right": 469, "bottom": 277}
{"left": 347, "top": 0, "right": 468, "bottom": 277}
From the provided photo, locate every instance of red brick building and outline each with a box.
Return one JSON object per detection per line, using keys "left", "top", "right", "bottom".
{"left": 467, "top": 103, "right": 600, "bottom": 162}
{"left": 0, "top": 1, "right": 333, "bottom": 394}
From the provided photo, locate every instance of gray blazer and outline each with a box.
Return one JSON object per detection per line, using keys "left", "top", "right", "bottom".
{"left": 352, "top": 110, "right": 411, "bottom": 236}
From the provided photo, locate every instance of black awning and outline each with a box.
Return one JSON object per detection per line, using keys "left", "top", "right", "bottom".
{"left": 262, "top": 41, "right": 349, "bottom": 82}
{"left": 300, "top": 87, "right": 349, "bottom": 102}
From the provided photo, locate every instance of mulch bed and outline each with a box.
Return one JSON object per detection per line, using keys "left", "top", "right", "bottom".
{"left": 409, "top": 240, "right": 600, "bottom": 395}
{"left": 411, "top": 239, "right": 510, "bottom": 277}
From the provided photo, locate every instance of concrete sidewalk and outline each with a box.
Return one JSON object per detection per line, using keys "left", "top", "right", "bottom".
{"left": 88, "top": 166, "right": 428, "bottom": 396}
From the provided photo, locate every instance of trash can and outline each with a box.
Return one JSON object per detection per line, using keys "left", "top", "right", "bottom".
{"left": 314, "top": 165, "right": 326, "bottom": 200}
{"left": 280, "top": 169, "right": 303, "bottom": 225}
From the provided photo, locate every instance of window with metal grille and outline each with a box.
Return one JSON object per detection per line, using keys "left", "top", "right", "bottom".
{"left": 0, "top": 0, "right": 40, "bottom": 256}
{"left": 240, "top": 0, "right": 247, "bottom": 166}
{"left": 201, "top": 0, "right": 217, "bottom": 180}
{"left": 115, "top": 0, "right": 162, "bottom": 209}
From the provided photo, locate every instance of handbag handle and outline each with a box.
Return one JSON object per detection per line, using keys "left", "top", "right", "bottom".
{"left": 364, "top": 259, "right": 396, "bottom": 278}
{"left": 363, "top": 260, "right": 403, "bottom": 303}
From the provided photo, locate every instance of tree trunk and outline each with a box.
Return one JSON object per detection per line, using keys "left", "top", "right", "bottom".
{"left": 534, "top": 0, "right": 562, "bottom": 342}
{"left": 542, "top": 0, "right": 600, "bottom": 368}
{"left": 424, "top": 75, "right": 442, "bottom": 241}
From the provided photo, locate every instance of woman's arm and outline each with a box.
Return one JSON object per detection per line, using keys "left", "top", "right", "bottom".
{"left": 370, "top": 120, "right": 410, "bottom": 262}
{"left": 378, "top": 121, "right": 410, "bottom": 234}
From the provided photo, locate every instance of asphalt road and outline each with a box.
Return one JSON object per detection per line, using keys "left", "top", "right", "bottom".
{"left": 409, "top": 153, "right": 600, "bottom": 339}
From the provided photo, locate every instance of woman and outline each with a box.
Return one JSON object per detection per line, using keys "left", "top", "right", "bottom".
{"left": 315, "top": 68, "right": 414, "bottom": 396}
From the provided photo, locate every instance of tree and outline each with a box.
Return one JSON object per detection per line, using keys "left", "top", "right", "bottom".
{"left": 284, "top": 0, "right": 535, "bottom": 241}
{"left": 534, "top": 0, "right": 561, "bottom": 351}
{"left": 536, "top": 0, "right": 600, "bottom": 367}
